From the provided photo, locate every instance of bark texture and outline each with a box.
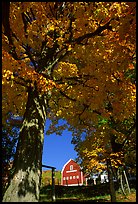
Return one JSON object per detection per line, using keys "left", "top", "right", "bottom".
{"left": 107, "top": 158, "right": 116, "bottom": 202}
{"left": 3, "top": 88, "right": 48, "bottom": 202}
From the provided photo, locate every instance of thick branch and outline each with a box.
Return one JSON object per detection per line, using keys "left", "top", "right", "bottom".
{"left": 24, "top": 45, "right": 38, "bottom": 70}
{"left": 73, "top": 19, "right": 112, "bottom": 44}
{"left": 40, "top": 48, "right": 69, "bottom": 78}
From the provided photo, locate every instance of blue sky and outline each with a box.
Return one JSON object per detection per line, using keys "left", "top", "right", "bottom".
{"left": 42, "top": 119, "right": 78, "bottom": 171}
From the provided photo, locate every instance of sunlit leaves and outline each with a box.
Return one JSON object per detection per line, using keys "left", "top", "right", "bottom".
{"left": 54, "top": 62, "right": 78, "bottom": 78}
{"left": 75, "top": 125, "right": 123, "bottom": 172}
{"left": 2, "top": 2, "right": 136, "bottom": 139}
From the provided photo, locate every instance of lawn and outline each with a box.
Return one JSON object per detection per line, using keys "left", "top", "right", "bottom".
{"left": 39, "top": 184, "right": 136, "bottom": 202}
{"left": 40, "top": 190, "right": 136, "bottom": 202}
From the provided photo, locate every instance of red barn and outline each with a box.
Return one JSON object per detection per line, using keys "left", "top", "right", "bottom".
{"left": 61, "top": 159, "right": 85, "bottom": 186}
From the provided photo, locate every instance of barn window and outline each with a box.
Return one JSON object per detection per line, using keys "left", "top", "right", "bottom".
{"left": 70, "top": 176, "right": 72, "bottom": 180}
{"left": 70, "top": 165, "right": 73, "bottom": 171}
{"left": 73, "top": 176, "right": 75, "bottom": 179}
{"left": 76, "top": 175, "right": 79, "bottom": 179}
{"left": 66, "top": 177, "right": 69, "bottom": 180}
{"left": 63, "top": 177, "right": 66, "bottom": 180}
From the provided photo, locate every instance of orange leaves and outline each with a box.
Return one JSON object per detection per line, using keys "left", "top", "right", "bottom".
{"left": 2, "top": 50, "right": 18, "bottom": 84}
{"left": 36, "top": 77, "right": 57, "bottom": 93}
{"left": 56, "top": 37, "right": 64, "bottom": 47}
{"left": 118, "top": 16, "right": 133, "bottom": 41}
{"left": 10, "top": 4, "right": 25, "bottom": 41}
{"left": 110, "top": 152, "right": 124, "bottom": 168}
{"left": 128, "top": 63, "right": 135, "bottom": 70}
{"left": 2, "top": 2, "right": 136, "bottom": 129}
{"left": 54, "top": 62, "right": 78, "bottom": 78}
{"left": 2, "top": 79, "right": 27, "bottom": 124}
{"left": 2, "top": 70, "right": 14, "bottom": 86}
{"left": 2, "top": 34, "right": 11, "bottom": 53}
{"left": 76, "top": 123, "right": 125, "bottom": 172}
{"left": 2, "top": 49, "right": 56, "bottom": 94}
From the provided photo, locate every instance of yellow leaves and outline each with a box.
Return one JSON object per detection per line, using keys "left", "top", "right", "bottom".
{"left": 54, "top": 62, "right": 78, "bottom": 78}
{"left": 56, "top": 110, "right": 62, "bottom": 117}
{"left": 57, "top": 37, "right": 64, "bottom": 47}
{"left": 79, "top": 127, "right": 125, "bottom": 171}
{"left": 81, "top": 145, "right": 106, "bottom": 172}
{"left": 3, "top": 47, "right": 55, "bottom": 94}
{"left": 36, "top": 76, "right": 57, "bottom": 94}
{"left": 2, "top": 69, "right": 15, "bottom": 87}
{"left": 102, "top": 66, "right": 135, "bottom": 121}
{"left": 129, "top": 84, "right": 136, "bottom": 103}
{"left": 111, "top": 154, "right": 124, "bottom": 168}
{"left": 2, "top": 2, "right": 136, "bottom": 130}
{"left": 46, "top": 37, "right": 54, "bottom": 48}
{"left": 2, "top": 34, "right": 10, "bottom": 53}
{"left": 2, "top": 77, "right": 28, "bottom": 123}
{"left": 49, "top": 25, "right": 55, "bottom": 31}
{"left": 67, "top": 45, "right": 72, "bottom": 51}
{"left": 3, "top": 70, "right": 13, "bottom": 78}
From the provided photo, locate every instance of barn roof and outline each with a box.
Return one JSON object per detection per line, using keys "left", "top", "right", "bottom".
{"left": 61, "top": 159, "right": 77, "bottom": 173}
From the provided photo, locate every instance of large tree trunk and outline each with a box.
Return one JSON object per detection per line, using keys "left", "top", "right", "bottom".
{"left": 3, "top": 88, "right": 48, "bottom": 202}
{"left": 107, "top": 158, "right": 116, "bottom": 202}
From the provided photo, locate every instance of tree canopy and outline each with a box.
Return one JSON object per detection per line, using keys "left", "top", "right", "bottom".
{"left": 2, "top": 2, "right": 136, "bottom": 202}
{"left": 3, "top": 2, "right": 136, "bottom": 125}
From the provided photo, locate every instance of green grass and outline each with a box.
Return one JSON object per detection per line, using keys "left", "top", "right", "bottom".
{"left": 39, "top": 184, "right": 136, "bottom": 202}
{"left": 40, "top": 193, "right": 111, "bottom": 202}
{"left": 40, "top": 191, "right": 136, "bottom": 202}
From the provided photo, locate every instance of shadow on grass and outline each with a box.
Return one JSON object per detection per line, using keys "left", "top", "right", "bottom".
{"left": 56, "top": 198, "right": 110, "bottom": 202}
{"left": 40, "top": 183, "right": 119, "bottom": 202}
{"left": 40, "top": 182, "right": 136, "bottom": 202}
{"left": 40, "top": 184, "right": 110, "bottom": 202}
{"left": 40, "top": 196, "right": 110, "bottom": 202}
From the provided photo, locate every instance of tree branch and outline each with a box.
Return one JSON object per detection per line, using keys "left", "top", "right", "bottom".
{"left": 24, "top": 45, "right": 38, "bottom": 70}
{"left": 73, "top": 19, "right": 113, "bottom": 44}
{"left": 40, "top": 48, "right": 69, "bottom": 78}
{"left": 59, "top": 90, "right": 76, "bottom": 102}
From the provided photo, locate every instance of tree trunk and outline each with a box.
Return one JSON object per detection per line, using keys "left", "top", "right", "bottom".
{"left": 120, "top": 173, "right": 126, "bottom": 195}
{"left": 123, "top": 170, "right": 131, "bottom": 194}
{"left": 107, "top": 158, "right": 116, "bottom": 202}
{"left": 3, "top": 88, "right": 48, "bottom": 202}
{"left": 119, "top": 170, "right": 131, "bottom": 195}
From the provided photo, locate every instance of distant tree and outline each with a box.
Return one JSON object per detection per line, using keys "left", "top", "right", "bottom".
{"left": 70, "top": 115, "right": 136, "bottom": 202}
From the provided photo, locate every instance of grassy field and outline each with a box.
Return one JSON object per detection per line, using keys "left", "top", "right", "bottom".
{"left": 40, "top": 190, "right": 136, "bottom": 202}
{"left": 39, "top": 183, "right": 136, "bottom": 202}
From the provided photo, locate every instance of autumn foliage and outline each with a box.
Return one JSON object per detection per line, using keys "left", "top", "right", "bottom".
{"left": 2, "top": 2, "right": 136, "bottom": 202}
{"left": 3, "top": 2, "right": 136, "bottom": 123}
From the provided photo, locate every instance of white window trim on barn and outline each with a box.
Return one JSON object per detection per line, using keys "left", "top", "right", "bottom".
{"left": 66, "top": 169, "right": 77, "bottom": 173}
{"left": 70, "top": 165, "right": 73, "bottom": 170}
